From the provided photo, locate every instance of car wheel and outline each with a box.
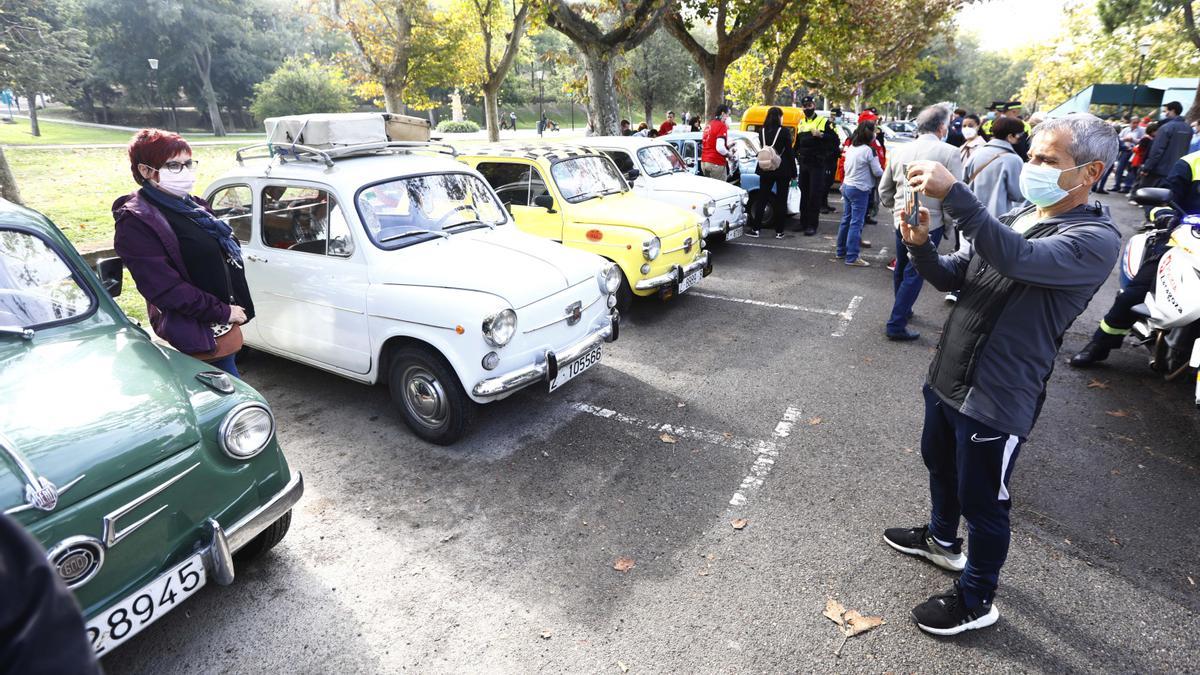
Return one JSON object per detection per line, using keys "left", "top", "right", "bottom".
{"left": 749, "top": 191, "right": 773, "bottom": 229}
{"left": 614, "top": 266, "right": 634, "bottom": 313}
{"left": 389, "top": 346, "right": 473, "bottom": 445}
{"left": 234, "top": 510, "right": 291, "bottom": 562}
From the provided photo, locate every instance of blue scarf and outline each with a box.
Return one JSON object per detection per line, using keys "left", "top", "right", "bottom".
{"left": 141, "top": 184, "right": 243, "bottom": 266}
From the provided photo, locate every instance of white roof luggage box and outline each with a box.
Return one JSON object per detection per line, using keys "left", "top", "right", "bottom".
{"left": 264, "top": 112, "right": 432, "bottom": 151}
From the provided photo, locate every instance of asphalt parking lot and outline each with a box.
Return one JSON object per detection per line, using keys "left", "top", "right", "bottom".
{"left": 104, "top": 193, "right": 1199, "bottom": 673}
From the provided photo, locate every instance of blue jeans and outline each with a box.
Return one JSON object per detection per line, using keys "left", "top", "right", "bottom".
{"left": 887, "top": 227, "right": 943, "bottom": 334}
{"left": 206, "top": 353, "right": 240, "bottom": 378}
{"left": 1111, "top": 148, "right": 1133, "bottom": 191}
{"left": 836, "top": 185, "right": 870, "bottom": 262}
{"left": 921, "top": 385, "right": 1023, "bottom": 606}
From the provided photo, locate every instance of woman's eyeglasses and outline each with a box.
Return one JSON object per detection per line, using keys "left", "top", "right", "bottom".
{"left": 160, "top": 159, "right": 198, "bottom": 173}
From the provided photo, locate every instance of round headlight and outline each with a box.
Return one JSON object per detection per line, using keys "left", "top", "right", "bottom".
{"left": 219, "top": 403, "right": 275, "bottom": 459}
{"left": 642, "top": 236, "right": 660, "bottom": 261}
{"left": 599, "top": 263, "right": 621, "bottom": 294}
{"left": 703, "top": 200, "right": 716, "bottom": 216}
{"left": 482, "top": 308, "right": 517, "bottom": 347}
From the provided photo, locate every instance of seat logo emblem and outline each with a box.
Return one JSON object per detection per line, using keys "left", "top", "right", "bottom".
{"left": 565, "top": 301, "right": 583, "bottom": 326}
{"left": 26, "top": 478, "right": 59, "bottom": 512}
{"left": 683, "top": 237, "right": 693, "bottom": 253}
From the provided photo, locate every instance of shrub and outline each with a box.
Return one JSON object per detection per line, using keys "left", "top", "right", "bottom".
{"left": 250, "top": 57, "right": 353, "bottom": 121}
{"left": 435, "top": 120, "right": 480, "bottom": 133}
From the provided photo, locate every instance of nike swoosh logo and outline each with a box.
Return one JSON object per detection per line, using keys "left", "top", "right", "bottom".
{"left": 971, "top": 433, "right": 1003, "bottom": 443}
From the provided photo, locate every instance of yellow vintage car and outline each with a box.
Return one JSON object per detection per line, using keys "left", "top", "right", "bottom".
{"left": 458, "top": 145, "right": 711, "bottom": 308}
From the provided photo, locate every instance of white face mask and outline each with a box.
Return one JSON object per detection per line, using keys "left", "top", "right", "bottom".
{"left": 962, "top": 126, "right": 978, "bottom": 140}
{"left": 155, "top": 165, "right": 196, "bottom": 197}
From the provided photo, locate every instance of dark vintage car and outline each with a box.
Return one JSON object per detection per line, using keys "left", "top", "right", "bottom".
{"left": 0, "top": 198, "right": 302, "bottom": 656}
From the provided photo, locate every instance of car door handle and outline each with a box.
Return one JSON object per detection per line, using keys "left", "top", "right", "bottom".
{"left": 247, "top": 254, "right": 268, "bottom": 263}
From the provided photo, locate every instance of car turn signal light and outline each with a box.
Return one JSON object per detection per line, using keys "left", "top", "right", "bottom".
{"left": 586, "top": 229, "right": 603, "bottom": 241}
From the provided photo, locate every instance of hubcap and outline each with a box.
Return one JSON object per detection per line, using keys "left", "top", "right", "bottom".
{"left": 403, "top": 366, "right": 447, "bottom": 428}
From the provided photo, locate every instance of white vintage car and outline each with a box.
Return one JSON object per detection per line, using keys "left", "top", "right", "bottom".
{"left": 587, "top": 136, "right": 748, "bottom": 242}
{"left": 204, "top": 141, "right": 620, "bottom": 445}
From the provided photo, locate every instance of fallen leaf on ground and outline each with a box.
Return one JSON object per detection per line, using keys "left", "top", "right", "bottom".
{"left": 1109, "top": 535, "right": 1123, "bottom": 547}
{"left": 613, "top": 556, "right": 636, "bottom": 572}
{"left": 1087, "top": 379, "right": 1111, "bottom": 389}
{"left": 824, "top": 599, "right": 885, "bottom": 656}
{"left": 697, "top": 566, "right": 710, "bottom": 577}
{"left": 618, "top": 662, "right": 629, "bottom": 673}
{"left": 809, "top": 417, "right": 822, "bottom": 425}
{"left": 843, "top": 610, "right": 886, "bottom": 636}
{"left": 1189, "top": 576, "right": 1196, "bottom": 586}
{"left": 823, "top": 599, "right": 847, "bottom": 627}
{"left": 677, "top": 402, "right": 686, "bottom": 408}
{"left": 731, "top": 518, "right": 749, "bottom": 530}
{"left": 540, "top": 629, "right": 553, "bottom": 640}
{"left": 659, "top": 433, "right": 677, "bottom": 444}
{"left": 1105, "top": 409, "right": 1130, "bottom": 417}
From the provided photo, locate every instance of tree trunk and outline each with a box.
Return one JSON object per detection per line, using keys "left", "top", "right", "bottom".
{"left": 583, "top": 49, "right": 620, "bottom": 136}
{"left": 0, "top": 148, "right": 22, "bottom": 205}
{"left": 1188, "top": 79, "right": 1200, "bottom": 124}
{"left": 26, "top": 90, "right": 40, "bottom": 137}
{"left": 383, "top": 84, "right": 405, "bottom": 114}
{"left": 644, "top": 99, "right": 653, "bottom": 128}
{"left": 702, "top": 65, "right": 726, "bottom": 121}
{"left": 483, "top": 84, "right": 502, "bottom": 142}
{"left": 191, "top": 47, "right": 226, "bottom": 136}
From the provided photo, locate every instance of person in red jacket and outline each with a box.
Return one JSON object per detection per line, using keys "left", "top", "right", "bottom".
{"left": 658, "top": 111, "right": 676, "bottom": 136}
{"left": 700, "top": 105, "right": 732, "bottom": 180}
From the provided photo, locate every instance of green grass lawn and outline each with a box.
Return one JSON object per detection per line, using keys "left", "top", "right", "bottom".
{"left": 0, "top": 119, "right": 144, "bottom": 145}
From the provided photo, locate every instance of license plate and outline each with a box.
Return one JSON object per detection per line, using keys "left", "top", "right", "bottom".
{"left": 86, "top": 554, "right": 206, "bottom": 655}
{"left": 679, "top": 269, "right": 704, "bottom": 294}
{"left": 727, "top": 225, "right": 744, "bottom": 240}
{"left": 550, "top": 343, "right": 601, "bottom": 392}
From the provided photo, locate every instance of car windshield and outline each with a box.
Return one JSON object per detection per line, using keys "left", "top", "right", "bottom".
{"left": 730, "top": 136, "right": 760, "bottom": 162}
{"left": 637, "top": 145, "right": 687, "bottom": 177}
{"left": 550, "top": 156, "right": 626, "bottom": 202}
{"left": 0, "top": 229, "right": 93, "bottom": 331}
{"left": 356, "top": 173, "right": 508, "bottom": 248}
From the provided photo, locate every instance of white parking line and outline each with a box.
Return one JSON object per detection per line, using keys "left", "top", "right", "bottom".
{"left": 569, "top": 402, "right": 777, "bottom": 455}
{"left": 688, "top": 291, "right": 841, "bottom": 316}
{"left": 730, "top": 404, "right": 801, "bottom": 508}
{"left": 570, "top": 401, "right": 802, "bottom": 511}
{"left": 729, "top": 239, "right": 887, "bottom": 261}
{"left": 832, "top": 295, "right": 864, "bottom": 337}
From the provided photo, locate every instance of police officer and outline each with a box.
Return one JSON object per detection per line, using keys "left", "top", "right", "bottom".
{"left": 999, "top": 101, "right": 1032, "bottom": 161}
{"left": 794, "top": 95, "right": 836, "bottom": 235}
{"left": 980, "top": 102, "right": 1002, "bottom": 141}
{"left": 1070, "top": 148, "right": 1200, "bottom": 366}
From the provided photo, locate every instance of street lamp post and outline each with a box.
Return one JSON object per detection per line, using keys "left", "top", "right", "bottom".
{"left": 147, "top": 58, "right": 164, "bottom": 128}
{"left": 535, "top": 70, "right": 545, "bottom": 132}
{"left": 1128, "top": 38, "right": 1153, "bottom": 119}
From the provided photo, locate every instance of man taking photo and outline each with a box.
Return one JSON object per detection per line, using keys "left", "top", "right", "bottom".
{"left": 883, "top": 113, "right": 1120, "bottom": 635}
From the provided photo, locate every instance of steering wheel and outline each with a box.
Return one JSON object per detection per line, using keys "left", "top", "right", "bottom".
{"left": 433, "top": 204, "right": 479, "bottom": 229}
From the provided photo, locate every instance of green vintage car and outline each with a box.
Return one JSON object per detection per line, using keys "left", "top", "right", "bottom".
{"left": 0, "top": 198, "right": 303, "bottom": 656}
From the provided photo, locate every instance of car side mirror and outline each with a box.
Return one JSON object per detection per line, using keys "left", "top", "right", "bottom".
{"left": 625, "top": 168, "right": 641, "bottom": 182}
{"left": 95, "top": 257, "right": 123, "bottom": 297}
{"left": 684, "top": 158, "right": 696, "bottom": 168}
{"left": 533, "top": 194, "right": 556, "bottom": 212}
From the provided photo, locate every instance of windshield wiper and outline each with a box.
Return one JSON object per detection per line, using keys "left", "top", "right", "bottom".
{"left": 445, "top": 219, "right": 495, "bottom": 232}
{"left": 0, "top": 325, "right": 34, "bottom": 340}
{"left": 379, "top": 228, "right": 451, "bottom": 244}
{"left": 571, "top": 190, "right": 603, "bottom": 202}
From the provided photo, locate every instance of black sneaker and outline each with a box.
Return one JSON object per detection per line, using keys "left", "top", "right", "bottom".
{"left": 911, "top": 582, "right": 999, "bottom": 636}
{"left": 1068, "top": 339, "right": 1111, "bottom": 368}
{"left": 745, "top": 229, "right": 761, "bottom": 238}
{"left": 883, "top": 525, "right": 965, "bottom": 571}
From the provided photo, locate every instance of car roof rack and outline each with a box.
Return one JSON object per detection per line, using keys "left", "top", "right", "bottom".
{"left": 234, "top": 140, "right": 458, "bottom": 168}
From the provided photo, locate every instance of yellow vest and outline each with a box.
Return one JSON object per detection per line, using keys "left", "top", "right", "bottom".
{"left": 797, "top": 114, "right": 827, "bottom": 134}
{"left": 1184, "top": 149, "right": 1200, "bottom": 179}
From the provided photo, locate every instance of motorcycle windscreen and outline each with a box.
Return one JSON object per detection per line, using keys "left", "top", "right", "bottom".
{"left": 1150, "top": 248, "right": 1200, "bottom": 327}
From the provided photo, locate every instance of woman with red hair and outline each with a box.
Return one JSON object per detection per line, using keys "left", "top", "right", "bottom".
{"left": 112, "top": 129, "right": 253, "bottom": 376}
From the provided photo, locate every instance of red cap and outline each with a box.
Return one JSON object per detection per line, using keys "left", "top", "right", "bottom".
{"left": 858, "top": 110, "right": 878, "bottom": 122}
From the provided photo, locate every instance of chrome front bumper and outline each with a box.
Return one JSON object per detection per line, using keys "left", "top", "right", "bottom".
{"left": 472, "top": 311, "right": 620, "bottom": 398}
{"left": 635, "top": 251, "right": 712, "bottom": 291}
{"left": 202, "top": 470, "right": 304, "bottom": 586}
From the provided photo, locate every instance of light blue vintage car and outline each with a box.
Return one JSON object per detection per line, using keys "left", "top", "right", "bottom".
{"left": 663, "top": 130, "right": 791, "bottom": 226}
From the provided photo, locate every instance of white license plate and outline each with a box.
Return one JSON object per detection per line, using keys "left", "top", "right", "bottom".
{"left": 550, "top": 343, "right": 601, "bottom": 392}
{"left": 86, "top": 554, "right": 206, "bottom": 655}
{"left": 726, "top": 225, "right": 744, "bottom": 240}
{"left": 679, "top": 269, "right": 704, "bottom": 294}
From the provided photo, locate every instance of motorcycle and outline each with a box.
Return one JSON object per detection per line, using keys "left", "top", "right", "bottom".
{"left": 1128, "top": 188, "right": 1200, "bottom": 406}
